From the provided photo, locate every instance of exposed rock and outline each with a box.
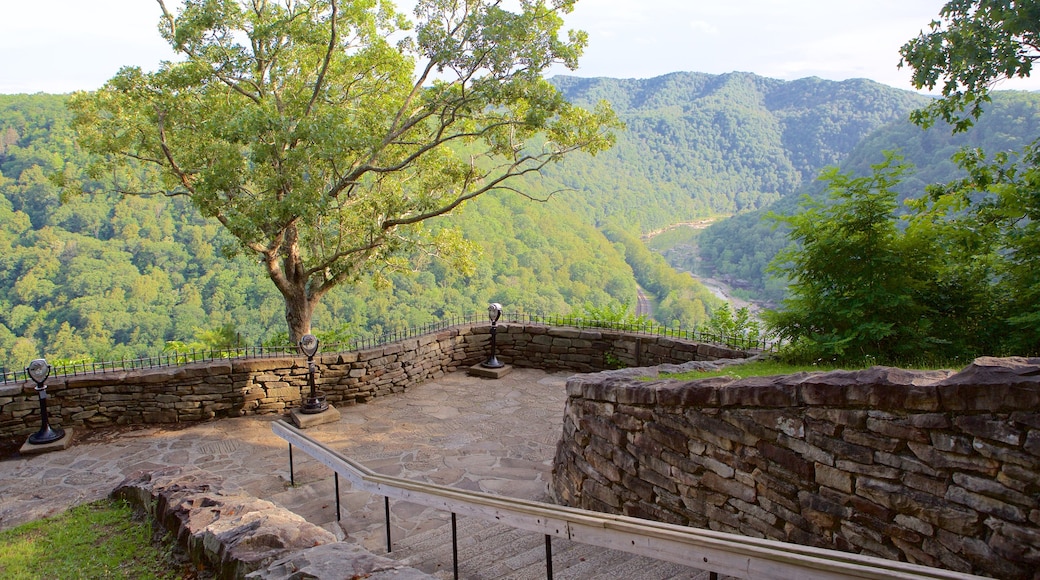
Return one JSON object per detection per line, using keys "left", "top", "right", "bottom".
{"left": 112, "top": 467, "right": 431, "bottom": 580}
{"left": 247, "top": 543, "right": 434, "bottom": 580}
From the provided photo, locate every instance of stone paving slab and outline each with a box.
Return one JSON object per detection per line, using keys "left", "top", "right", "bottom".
{"left": 0, "top": 367, "right": 723, "bottom": 578}
{"left": 0, "top": 368, "right": 570, "bottom": 542}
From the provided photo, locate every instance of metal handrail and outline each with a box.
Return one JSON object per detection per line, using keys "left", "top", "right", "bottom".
{"left": 272, "top": 420, "right": 981, "bottom": 580}
{"left": 1, "top": 313, "right": 776, "bottom": 385}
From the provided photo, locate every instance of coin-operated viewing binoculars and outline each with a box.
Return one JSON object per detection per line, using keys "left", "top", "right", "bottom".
{"left": 481, "top": 303, "right": 505, "bottom": 369}
{"left": 298, "top": 333, "right": 329, "bottom": 414}
{"left": 26, "top": 358, "right": 66, "bottom": 445}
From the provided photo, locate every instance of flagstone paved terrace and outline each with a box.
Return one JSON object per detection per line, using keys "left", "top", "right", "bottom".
{"left": 0, "top": 367, "right": 709, "bottom": 579}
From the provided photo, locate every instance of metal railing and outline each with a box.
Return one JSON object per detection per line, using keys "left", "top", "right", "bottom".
{"left": 510, "top": 313, "right": 777, "bottom": 351}
{"left": 273, "top": 420, "right": 981, "bottom": 580}
{"left": 0, "top": 312, "right": 776, "bottom": 385}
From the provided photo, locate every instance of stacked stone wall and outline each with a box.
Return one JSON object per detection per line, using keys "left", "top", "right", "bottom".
{"left": 498, "top": 325, "right": 743, "bottom": 372}
{"left": 551, "top": 357, "right": 1040, "bottom": 579}
{"left": 0, "top": 324, "right": 750, "bottom": 440}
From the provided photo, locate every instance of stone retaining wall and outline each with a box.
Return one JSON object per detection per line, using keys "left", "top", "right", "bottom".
{"left": 0, "top": 324, "right": 749, "bottom": 440}
{"left": 551, "top": 357, "right": 1040, "bottom": 579}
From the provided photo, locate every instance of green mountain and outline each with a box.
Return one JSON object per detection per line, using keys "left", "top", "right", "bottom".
{"left": 695, "top": 90, "right": 1040, "bottom": 303}
{"left": 0, "top": 94, "right": 642, "bottom": 368}
{"left": 4, "top": 72, "right": 1021, "bottom": 369}
{"left": 546, "top": 72, "right": 928, "bottom": 228}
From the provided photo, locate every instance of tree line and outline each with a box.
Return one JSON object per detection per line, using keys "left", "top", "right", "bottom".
{"left": 765, "top": 0, "right": 1040, "bottom": 363}
{"left": 0, "top": 93, "right": 645, "bottom": 370}
{"left": 5, "top": 0, "right": 1031, "bottom": 369}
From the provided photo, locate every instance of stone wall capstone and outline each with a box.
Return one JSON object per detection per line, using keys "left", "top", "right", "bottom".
{"left": 550, "top": 356, "right": 1040, "bottom": 580}
{"left": 0, "top": 324, "right": 751, "bottom": 440}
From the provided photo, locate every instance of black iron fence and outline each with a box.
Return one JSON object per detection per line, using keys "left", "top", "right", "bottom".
{"left": 511, "top": 313, "right": 777, "bottom": 352}
{"left": 0, "top": 312, "right": 776, "bottom": 385}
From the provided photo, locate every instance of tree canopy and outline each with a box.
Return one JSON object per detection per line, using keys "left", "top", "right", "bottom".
{"left": 901, "top": 0, "right": 1040, "bottom": 354}
{"left": 900, "top": 0, "right": 1040, "bottom": 131}
{"left": 69, "top": 0, "right": 618, "bottom": 341}
{"left": 766, "top": 156, "right": 923, "bottom": 361}
{"left": 11, "top": 55, "right": 1040, "bottom": 368}
{"left": 765, "top": 0, "right": 1040, "bottom": 363}
{"left": 695, "top": 90, "right": 1040, "bottom": 305}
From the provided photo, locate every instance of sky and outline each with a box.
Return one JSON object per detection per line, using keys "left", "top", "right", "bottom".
{"left": 2, "top": 0, "right": 1038, "bottom": 95}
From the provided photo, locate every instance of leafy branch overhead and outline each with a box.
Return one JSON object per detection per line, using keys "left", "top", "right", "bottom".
{"left": 899, "top": 0, "right": 1040, "bottom": 131}
{"left": 767, "top": 0, "right": 1040, "bottom": 363}
{"left": 69, "top": 0, "right": 620, "bottom": 340}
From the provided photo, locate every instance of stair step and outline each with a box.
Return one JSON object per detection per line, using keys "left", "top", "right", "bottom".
{"left": 385, "top": 513, "right": 717, "bottom": 579}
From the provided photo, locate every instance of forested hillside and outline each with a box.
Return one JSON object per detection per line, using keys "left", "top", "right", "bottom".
{"left": 696, "top": 90, "right": 1040, "bottom": 303}
{"left": 546, "top": 72, "right": 927, "bottom": 228}
{"left": 0, "top": 94, "right": 636, "bottom": 367}
{"left": 0, "top": 72, "right": 992, "bottom": 369}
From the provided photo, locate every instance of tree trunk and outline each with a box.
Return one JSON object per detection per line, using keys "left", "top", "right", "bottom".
{"left": 264, "top": 225, "right": 316, "bottom": 346}
{"left": 284, "top": 291, "right": 314, "bottom": 346}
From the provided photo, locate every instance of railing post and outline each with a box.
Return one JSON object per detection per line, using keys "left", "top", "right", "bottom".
{"left": 545, "top": 534, "right": 553, "bottom": 579}
{"left": 452, "top": 512, "right": 459, "bottom": 580}
{"left": 288, "top": 442, "right": 294, "bottom": 486}
{"left": 334, "top": 473, "right": 341, "bottom": 521}
{"left": 385, "top": 496, "right": 392, "bottom": 553}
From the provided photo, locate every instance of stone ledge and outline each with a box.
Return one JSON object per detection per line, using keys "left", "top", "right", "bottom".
{"left": 19, "top": 428, "right": 74, "bottom": 454}
{"left": 553, "top": 356, "right": 1040, "bottom": 580}
{"left": 1, "top": 324, "right": 758, "bottom": 440}
{"left": 112, "top": 466, "right": 433, "bottom": 580}
{"left": 467, "top": 363, "right": 514, "bottom": 379}
{"left": 0, "top": 383, "right": 26, "bottom": 397}
{"left": 247, "top": 543, "right": 433, "bottom": 580}
{"left": 289, "top": 405, "right": 341, "bottom": 428}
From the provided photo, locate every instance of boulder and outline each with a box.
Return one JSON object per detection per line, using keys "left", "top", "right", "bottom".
{"left": 112, "top": 467, "right": 432, "bottom": 579}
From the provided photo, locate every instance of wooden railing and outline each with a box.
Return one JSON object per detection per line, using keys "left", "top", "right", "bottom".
{"left": 272, "top": 420, "right": 982, "bottom": 580}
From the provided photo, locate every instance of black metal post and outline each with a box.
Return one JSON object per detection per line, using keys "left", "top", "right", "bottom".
{"left": 483, "top": 323, "right": 503, "bottom": 368}
{"left": 334, "top": 473, "right": 341, "bottom": 521}
{"left": 28, "top": 384, "right": 64, "bottom": 444}
{"left": 545, "top": 534, "right": 553, "bottom": 579}
{"left": 385, "top": 496, "right": 392, "bottom": 553}
{"left": 288, "top": 442, "right": 295, "bottom": 486}
{"left": 452, "top": 512, "right": 459, "bottom": 580}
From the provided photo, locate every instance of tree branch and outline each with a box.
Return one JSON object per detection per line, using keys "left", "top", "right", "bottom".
{"left": 156, "top": 109, "right": 196, "bottom": 195}
{"left": 381, "top": 152, "right": 562, "bottom": 228}
{"left": 305, "top": 0, "right": 337, "bottom": 116}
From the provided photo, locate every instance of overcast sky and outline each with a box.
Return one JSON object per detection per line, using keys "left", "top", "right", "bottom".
{"left": 2, "top": 0, "right": 1038, "bottom": 95}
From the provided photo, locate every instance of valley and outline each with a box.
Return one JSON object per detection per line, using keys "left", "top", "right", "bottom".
{"left": 2, "top": 73, "right": 1038, "bottom": 368}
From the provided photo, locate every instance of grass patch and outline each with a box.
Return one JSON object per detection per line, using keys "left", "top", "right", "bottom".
{"left": 659, "top": 358, "right": 965, "bottom": 381}
{"left": 0, "top": 499, "right": 182, "bottom": 580}
{"left": 659, "top": 360, "right": 847, "bottom": 381}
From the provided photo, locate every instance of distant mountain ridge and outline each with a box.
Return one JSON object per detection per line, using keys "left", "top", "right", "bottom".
{"left": 5, "top": 72, "right": 1035, "bottom": 365}
{"left": 546, "top": 71, "right": 929, "bottom": 228}
{"left": 694, "top": 89, "right": 1040, "bottom": 303}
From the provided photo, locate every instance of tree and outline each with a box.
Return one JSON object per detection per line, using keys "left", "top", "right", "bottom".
{"left": 69, "top": 0, "right": 619, "bottom": 342}
{"left": 699, "top": 303, "right": 767, "bottom": 347}
{"left": 899, "top": 0, "right": 1040, "bottom": 131}
{"left": 900, "top": 0, "right": 1040, "bottom": 354}
{"left": 765, "top": 154, "right": 925, "bottom": 362}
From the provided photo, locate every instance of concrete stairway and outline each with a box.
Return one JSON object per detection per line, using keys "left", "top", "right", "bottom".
{"left": 385, "top": 514, "right": 717, "bottom": 580}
